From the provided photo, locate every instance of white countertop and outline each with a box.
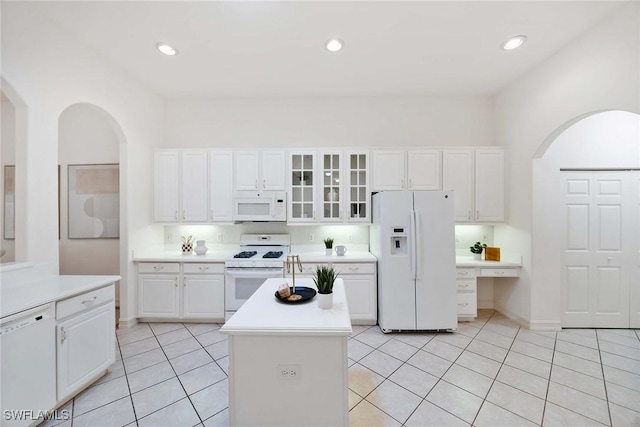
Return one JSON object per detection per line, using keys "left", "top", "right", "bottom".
{"left": 1, "top": 272, "right": 120, "bottom": 318}
{"left": 132, "top": 245, "right": 238, "bottom": 262}
{"left": 221, "top": 277, "right": 352, "bottom": 336}
{"left": 290, "top": 249, "right": 377, "bottom": 263}
{"left": 455, "top": 257, "right": 522, "bottom": 268}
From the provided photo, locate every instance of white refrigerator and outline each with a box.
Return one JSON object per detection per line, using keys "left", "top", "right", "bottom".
{"left": 371, "top": 191, "right": 457, "bottom": 332}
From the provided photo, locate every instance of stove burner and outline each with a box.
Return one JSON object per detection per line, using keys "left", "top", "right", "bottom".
{"left": 263, "top": 251, "right": 283, "bottom": 259}
{"left": 233, "top": 251, "right": 257, "bottom": 259}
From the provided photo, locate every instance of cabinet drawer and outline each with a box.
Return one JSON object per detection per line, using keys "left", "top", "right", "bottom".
{"left": 332, "top": 263, "right": 376, "bottom": 275}
{"left": 457, "top": 292, "right": 477, "bottom": 316}
{"left": 183, "top": 263, "right": 224, "bottom": 274}
{"left": 479, "top": 268, "right": 520, "bottom": 277}
{"left": 456, "top": 268, "right": 477, "bottom": 279}
{"left": 57, "top": 285, "right": 115, "bottom": 320}
{"left": 138, "top": 262, "right": 180, "bottom": 274}
{"left": 456, "top": 279, "right": 477, "bottom": 292}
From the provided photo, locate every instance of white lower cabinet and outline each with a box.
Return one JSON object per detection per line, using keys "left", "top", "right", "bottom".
{"left": 297, "top": 261, "right": 377, "bottom": 325}
{"left": 56, "top": 285, "right": 115, "bottom": 402}
{"left": 456, "top": 268, "right": 477, "bottom": 320}
{"left": 137, "top": 262, "right": 225, "bottom": 321}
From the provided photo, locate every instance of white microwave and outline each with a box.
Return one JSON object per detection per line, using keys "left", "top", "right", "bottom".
{"left": 233, "top": 192, "right": 287, "bottom": 222}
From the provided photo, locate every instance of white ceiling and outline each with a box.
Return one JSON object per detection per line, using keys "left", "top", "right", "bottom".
{"left": 15, "top": 1, "right": 628, "bottom": 98}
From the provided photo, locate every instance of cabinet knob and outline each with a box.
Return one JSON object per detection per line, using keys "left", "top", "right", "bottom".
{"left": 263, "top": 179, "right": 266, "bottom": 188}
{"left": 467, "top": 211, "right": 471, "bottom": 221}
{"left": 60, "top": 326, "right": 67, "bottom": 344}
{"left": 496, "top": 271, "right": 504, "bottom": 275}
{"left": 476, "top": 210, "right": 479, "bottom": 220}
{"left": 153, "top": 266, "right": 164, "bottom": 271}
{"left": 199, "top": 266, "right": 209, "bottom": 271}
{"left": 349, "top": 267, "right": 359, "bottom": 272}
{"left": 175, "top": 211, "right": 178, "bottom": 220}
{"left": 401, "top": 179, "right": 404, "bottom": 188}
{"left": 409, "top": 179, "right": 412, "bottom": 188}
{"left": 459, "top": 284, "right": 468, "bottom": 288}
{"left": 255, "top": 179, "right": 258, "bottom": 189}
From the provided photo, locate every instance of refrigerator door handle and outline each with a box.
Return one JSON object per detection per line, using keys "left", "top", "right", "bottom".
{"left": 410, "top": 210, "right": 417, "bottom": 280}
{"left": 415, "top": 209, "right": 422, "bottom": 280}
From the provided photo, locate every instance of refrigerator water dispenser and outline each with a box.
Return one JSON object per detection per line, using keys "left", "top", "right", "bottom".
{"left": 390, "top": 227, "right": 407, "bottom": 255}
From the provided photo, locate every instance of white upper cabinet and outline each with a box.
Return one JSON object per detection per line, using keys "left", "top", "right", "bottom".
{"left": 153, "top": 150, "right": 208, "bottom": 222}
{"left": 154, "top": 151, "right": 180, "bottom": 222}
{"left": 372, "top": 150, "right": 441, "bottom": 191}
{"left": 372, "top": 151, "right": 405, "bottom": 190}
{"left": 181, "top": 150, "right": 208, "bottom": 222}
{"left": 443, "top": 149, "right": 474, "bottom": 222}
{"left": 474, "top": 148, "right": 505, "bottom": 222}
{"left": 442, "top": 148, "right": 505, "bottom": 223}
{"left": 345, "top": 151, "right": 370, "bottom": 222}
{"left": 319, "top": 151, "right": 341, "bottom": 223}
{"left": 234, "top": 150, "right": 285, "bottom": 191}
{"left": 209, "top": 151, "right": 233, "bottom": 222}
{"left": 289, "top": 151, "right": 317, "bottom": 223}
{"left": 407, "top": 150, "right": 441, "bottom": 190}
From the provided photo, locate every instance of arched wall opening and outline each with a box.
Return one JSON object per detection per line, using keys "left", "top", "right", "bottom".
{"left": 58, "top": 102, "right": 127, "bottom": 308}
{"left": 531, "top": 110, "right": 640, "bottom": 328}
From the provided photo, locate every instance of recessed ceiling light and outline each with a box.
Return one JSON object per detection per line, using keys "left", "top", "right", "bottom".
{"left": 501, "top": 35, "right": 527, "bottom": 51}
{"left": 156, "top": 42, "right": 178, "bottom": 56}
{"left": 325, "top": 39, "right": 344, "bottom": 52}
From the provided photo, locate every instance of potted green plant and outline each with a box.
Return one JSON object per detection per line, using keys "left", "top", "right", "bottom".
{"left": 470, "top": 242, "right": 487, "bottom": 260}
{"left": 313, "top": 265, "right": 338, "bottom": 309}
{"left": 323, "top": 237, "right": 334, "bottom": 255}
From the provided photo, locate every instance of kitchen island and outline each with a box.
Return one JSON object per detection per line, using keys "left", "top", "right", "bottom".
{"left": 220, "top": 277, "right": 352, "bottom": 427}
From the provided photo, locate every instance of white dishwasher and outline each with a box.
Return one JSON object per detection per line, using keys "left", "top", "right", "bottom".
{"left": 1, "top": 303, "right": 56, "bottom": 427}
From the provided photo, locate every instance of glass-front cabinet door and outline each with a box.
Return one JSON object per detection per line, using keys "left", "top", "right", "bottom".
{"left": 320, "top": 152, "right": 342, "bottom": 222}
{"left": 346, "top": 152, "right": 369, "bottom": 222}
{"left": 289, "top": 152, "right": 316, "bottom": 222}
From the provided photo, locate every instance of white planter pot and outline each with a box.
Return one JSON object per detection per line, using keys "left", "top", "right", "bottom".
{"left": 473, "top": 253, "right": 481, "bottom": 261}
{"left": 194, "top": 240, "right": 208, "bottom": 255}
{"left": 325, "top": 248, "right": 333, "bottom": 256}
{"left": 317, "top": 292, "right": 333, "bottom": 309}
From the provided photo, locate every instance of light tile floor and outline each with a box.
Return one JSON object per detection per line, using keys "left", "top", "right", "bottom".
{"left": 40, "top": 310, "right": 640, "bottom": 426}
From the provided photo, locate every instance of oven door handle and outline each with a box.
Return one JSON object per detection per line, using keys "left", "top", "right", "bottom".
{"left": 225, "top": 269, "right": 283, "bottom": 278}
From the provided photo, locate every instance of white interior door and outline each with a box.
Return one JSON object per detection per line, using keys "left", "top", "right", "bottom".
{"left": 562, "top": 171, "right": 635, "bottom": 328}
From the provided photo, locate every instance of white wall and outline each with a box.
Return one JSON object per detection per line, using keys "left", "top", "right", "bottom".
{"left": 164, "top": 96, "right": 495, "bottom": 149}
{"left": 2, "top": 3, "right": 165, "bottom": 326}
{"left": 494, "top": 4, "right": 640, "bottom": 328}
{"left": 1, "top": 99, "right": 16, "bottom": 262}
{"left": 58, "top": 104, "right": 120, "bottom": 297}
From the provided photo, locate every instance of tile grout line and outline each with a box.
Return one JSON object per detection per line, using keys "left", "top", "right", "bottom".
{"left": 539, "top": 328, "right": 558, "bottom": 427}
{"left": 596, "top": 329, "right": 614, "bottom": 427}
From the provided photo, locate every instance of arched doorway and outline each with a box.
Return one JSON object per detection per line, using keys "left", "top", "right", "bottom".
{"left": 58, "top": 103, "right": 127, "bottom": 311}
{"left": 532, "top": 110, "right": 640, "bottom": 328}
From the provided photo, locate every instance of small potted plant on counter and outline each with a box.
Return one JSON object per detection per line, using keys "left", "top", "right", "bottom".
{"left": 323, "top": 237, "right": 334, "bottom": 256}
{"left": 314, "top": 265, "right": 338, "bottom": 309}
{"left": 470, "top": 242, "right": 487, "bottom": 260}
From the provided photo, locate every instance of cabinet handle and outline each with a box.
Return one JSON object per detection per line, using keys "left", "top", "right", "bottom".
{"left": 459, "top": 271, "right": 468, "bottom": 276}
{"left": 153, "top": 266, "right": 164, "bottom": 271}
{"left": 81, "top": 296, "right": 97, "bottom": 305}
{"left": 60, "top": 327, "right": 67, "bottom": 344}
{"left": 263, "top": 179, "right": 266, "bottom": 188}
{"left": 467, "top": 211, "right": 471, "bottom": 221}
{"left": 175, "top": 278, "right": 178, "bottom": 288}
{"left": 459, "top": 284, "right": 469, "bottom": 288}
{"left": 409, "top": 179, "right": 412, "bottom": 188}
{"left": 211, "top": 210, "right": 214, "bottom": 220}
{"left": 401, "top": 179, "right": 404, "bottom": 188}
{"left": 183, "top": 277, "right": 186, "bottom": 287}
{"left": 349, "top": 267, "right": 359, "bottom": 272}
{"left": 476, "top": 210, "right": 479, "bottom": 220}
{"left": 458, "top": 303, "right": 469, "bottom": 307}
{"left": 199, "top": 266, "right": 209, "bottom": 271}
{"left": 182, "top": 210, "right": 186, "bottom": 220}
{"left": 255, "top": 179, "right": 258, "bottom": 189}
{"left": 495, "top": 271, "right": 504, "bottom": 275}
{"left": 175, "top": 211, "right": 178, "bottom": 220}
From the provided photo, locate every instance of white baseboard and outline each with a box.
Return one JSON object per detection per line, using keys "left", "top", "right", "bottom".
{"left": 528, "top": 320, "right": 562, "bottom": 331}
{"left": 118, "top": 316, "right": 138, "bottom": 329}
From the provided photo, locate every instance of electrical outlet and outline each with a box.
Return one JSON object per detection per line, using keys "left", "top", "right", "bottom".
{"left": 348, "top": 234, "right": 353, "bottom": 242}
{"left": 308, "top": 234, "right": 314, "bottom": 242}
{"left": 482, "top": 234, "right": 488, "bottom": 242}
{"left": 217, "top": 234, "right": 223, "bottom": 242}
{"left": 166, "top": 233, "right": 172, "bottom": 243}
{"left": 277, "top": 364, "right": 301, "bottom": 381}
